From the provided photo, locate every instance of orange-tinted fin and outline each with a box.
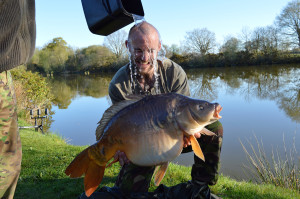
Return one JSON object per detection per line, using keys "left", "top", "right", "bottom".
{"left": 106, "top": 158, "right": 119, "bottom": 168}
{"left": 200, "top": 128, "right": 216, "bottom": 136}
{"left": 190, "top": 135, "right": 205, "bottom": 161}
{"left": 65, "top": 148, "right": 90, "bottom": 178}
{"left": 153, "top": 162, "right": 169, "bottom": 186}
{"left": 84, "top": 162, "right": 105, "bottom": 197}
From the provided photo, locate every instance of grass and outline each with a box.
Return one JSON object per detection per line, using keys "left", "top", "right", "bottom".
{"left": 15, "top": 127, "right": 300, "bottom": 199}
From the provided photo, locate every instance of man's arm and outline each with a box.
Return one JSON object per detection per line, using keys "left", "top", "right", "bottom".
{"left": 164, "top": 60, "right": 190, "bottom": 96}
{"left": 108, "top": 82, "right": 125, "bottom": 104}
{"left": 171, "top": 70, "right": 190, "bottom": 96}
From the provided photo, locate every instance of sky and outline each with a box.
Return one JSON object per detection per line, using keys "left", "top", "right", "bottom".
{"left": 36, "top": 0, "right": 290, "bottom": 49}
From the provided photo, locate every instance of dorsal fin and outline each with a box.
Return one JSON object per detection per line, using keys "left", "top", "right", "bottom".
{"left": 125, "top": 94, "right": 146, "bottom": 101}
{"left": 95, "top": 99, "right": 140, "bottom": 140}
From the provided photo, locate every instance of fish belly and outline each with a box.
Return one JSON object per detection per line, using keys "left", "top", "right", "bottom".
{"left": 126, "top": 130, "right": 183, "bottom": 166}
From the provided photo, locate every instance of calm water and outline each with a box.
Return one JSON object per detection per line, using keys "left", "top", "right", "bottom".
{"left": 47, "top": 65, "right": 300, "bottom": 181}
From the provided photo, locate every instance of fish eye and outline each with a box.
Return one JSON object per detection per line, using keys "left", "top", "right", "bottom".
{"left": 198, "top": 105, "right": 204, "bottom": 110}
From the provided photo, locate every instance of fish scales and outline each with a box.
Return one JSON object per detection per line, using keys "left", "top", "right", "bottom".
{"left": 101, "top": 95, "right": 182, "bottom": 165}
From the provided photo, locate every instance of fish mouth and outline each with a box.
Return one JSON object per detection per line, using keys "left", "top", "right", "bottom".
{"left": 213, "top": 104, "right": 222, "bottom": 119}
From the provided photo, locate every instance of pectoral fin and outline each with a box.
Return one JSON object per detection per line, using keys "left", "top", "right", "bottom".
{"left": 153, "top": 162, "right": 169, "bottom": 186}
{"left": 190, "top": 135, "right": 205, "bottom": 161}
{"left": 84, "top": 162, "right": 105, "bottom": 197}
{"left": 200, "top": 128, "right": 216, "bottom": 136}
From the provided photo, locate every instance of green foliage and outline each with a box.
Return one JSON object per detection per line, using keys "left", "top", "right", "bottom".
{"left": 10, "top": 66, "right": 53, "bottom": 122}
{"left": 78, "top": 45, "right": 116, "bottom": 71}
{"left": 28, "top": 37, "right": 72, "bottom": 74}
{"left": 15, "top": 127, "right": 300, "bottom": 199}
{"left": 46, "top": 37, "right": 67, "bottom": 50}
{"left": 26, "top": 33, "right": 300, "bottom": 75}
{"left": 170, "top": 53, "right": 193, "bottom": 66}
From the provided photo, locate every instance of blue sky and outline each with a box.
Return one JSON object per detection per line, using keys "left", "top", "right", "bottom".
{"left": 36, "top": 0, "right": 289, "bottom": 49}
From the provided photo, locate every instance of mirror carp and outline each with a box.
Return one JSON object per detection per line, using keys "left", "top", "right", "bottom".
{"left": 65, "top": 93, "right": 222, "bottom": 197}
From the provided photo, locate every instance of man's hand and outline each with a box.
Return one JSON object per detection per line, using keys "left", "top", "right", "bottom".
{"left": 182, "top": 128, "right": 216, "bottom": 148}
{"left": 183, "top": 132, "right": 201, "bottom": 148}
{"left": 114, "top": 150, "right": 130, "bottom": 166}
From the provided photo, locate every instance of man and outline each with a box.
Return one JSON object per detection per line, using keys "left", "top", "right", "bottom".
{"left": 0, "top": 0, "right": 36, "bottom": 198}
{"left": 82, "top": 21, "right": 223, "bottom": 199}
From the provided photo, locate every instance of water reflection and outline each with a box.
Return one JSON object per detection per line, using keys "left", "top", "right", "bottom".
{"left": 47, "top": 65, "right": 300, "bottom": 180}
{"left": 187, "top": 65, "right": 300, "bottom": 123}
{"left": 47, "top": 74, "right": 113, "bottom": 109}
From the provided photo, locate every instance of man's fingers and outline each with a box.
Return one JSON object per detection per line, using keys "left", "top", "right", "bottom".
{"left": 119, "top": 156, "right": 124, "bottom": 166}
{"left": 114, "top": 150, "right": 120, "bottom": 160}
{"left": 183, "top": 136, "right": 191, "bottom": 148}
{"left": 194, "top": 132, "right": 201, "bottom": 138}
{"left": 118, "top": 151, "right": 129, "bottom": 166}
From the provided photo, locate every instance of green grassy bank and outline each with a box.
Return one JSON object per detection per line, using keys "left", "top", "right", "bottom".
{"left": 15, "top": 128, "right": 300, "bottom": 199}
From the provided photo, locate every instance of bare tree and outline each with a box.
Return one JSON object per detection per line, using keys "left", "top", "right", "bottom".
{"left": 239, "top": 26, "right": 252, "bottom": 52}
{"left": 103, "top": 30, "right": 127, "bottom": 58}
{"left": 259, "top": 26, "right": 280, "bottom": 54}
{"left": 249, "top": 26, "right": 280, "bottom": 54}
{"left": 276, "top": 0, "right": 300, "bottom": 47}
{"left": 251, "top": 27, "right": 263, "bottom": 54}
{"left": 183, "top": 28, "right": 216, "bottom": 55}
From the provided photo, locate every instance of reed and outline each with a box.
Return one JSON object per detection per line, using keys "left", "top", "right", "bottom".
{"left": 240, "top": 134, "right": 299, "bottom": 191}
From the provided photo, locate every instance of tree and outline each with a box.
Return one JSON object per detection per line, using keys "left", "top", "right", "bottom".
{"left": 32, "top": 37, "right": 72, "bottom": 74}
{"left": 248, "top": 26, "right": 280, "bottom": 55}
{"left": 163, "top": 44, "right": 181, "bottom": 58}
{"left": 103, "top": 30, "right": 127, "bottom": 59}
{"left": 219, "top": 36, "right": 241, "bottom": 65}
{"left": 276, "top": 0, "right": 300, "bottom": 47}
{"left": 259, "top": 26, "right": 280, "bottom": 55}
{"left": 183, "top": 28, "right": 216, "bottom": 55}
{"left": 220, "top": 36, "right": 241, "bottom": 54}
{"left": 79, "top": 45, "right": 115, "bottom": 71}
{"left": 239, "top": 27, "right": 252, "bottom": 52}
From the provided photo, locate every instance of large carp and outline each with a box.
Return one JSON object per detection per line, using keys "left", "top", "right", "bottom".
{"left": 65, "top": 93, "right": 222, "bottom": 197}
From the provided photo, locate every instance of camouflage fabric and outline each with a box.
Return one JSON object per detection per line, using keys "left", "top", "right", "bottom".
{"left": 115, "top": 163, "right": 155, "bottom": 193}
{"left": 183, "top": 121, "right": 223, "bottom": 185}
{"left": 0, "top": 71, "right": 22, "bottom": 199}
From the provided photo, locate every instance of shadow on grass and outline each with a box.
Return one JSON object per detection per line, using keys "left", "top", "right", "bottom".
{"left": 15, "top": 175, "right": 297, "bottom": 199}
{"left": 15, "top": 175, "right": 117, "bottom": 199}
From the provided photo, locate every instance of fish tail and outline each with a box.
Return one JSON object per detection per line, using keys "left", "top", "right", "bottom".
{"left": 65, "top": 147, "right": 91, "bottom": 178}
{"left": 65, "top": 142, "right": 114, "bottom": 197}
{"left": 84, "top": 162, "right": 105, "bottom": 197}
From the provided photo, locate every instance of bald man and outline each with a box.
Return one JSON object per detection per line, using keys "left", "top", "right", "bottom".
{"left": 82, "top": 21, "right": 223, "bottom": 199}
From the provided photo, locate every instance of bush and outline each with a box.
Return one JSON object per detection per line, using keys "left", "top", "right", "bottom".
{"left": 10, "top": 66, "right": 53, "bottom": 121}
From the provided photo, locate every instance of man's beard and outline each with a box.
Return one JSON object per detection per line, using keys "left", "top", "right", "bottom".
{"left": 130, "top": 56, "right": 155, "bottom": 76}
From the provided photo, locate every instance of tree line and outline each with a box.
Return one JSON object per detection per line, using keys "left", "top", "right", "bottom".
{"left": 27, "top": 0, "right": 300, "bottom": 74}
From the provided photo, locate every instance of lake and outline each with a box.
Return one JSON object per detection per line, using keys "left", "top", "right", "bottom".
{"left": 47, "top": 65, "right": 300, "bottom": 181}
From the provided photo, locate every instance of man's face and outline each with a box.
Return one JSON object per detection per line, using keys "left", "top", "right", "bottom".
{"left": 127, "top": 31, "right": 161, "bottom": 76}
